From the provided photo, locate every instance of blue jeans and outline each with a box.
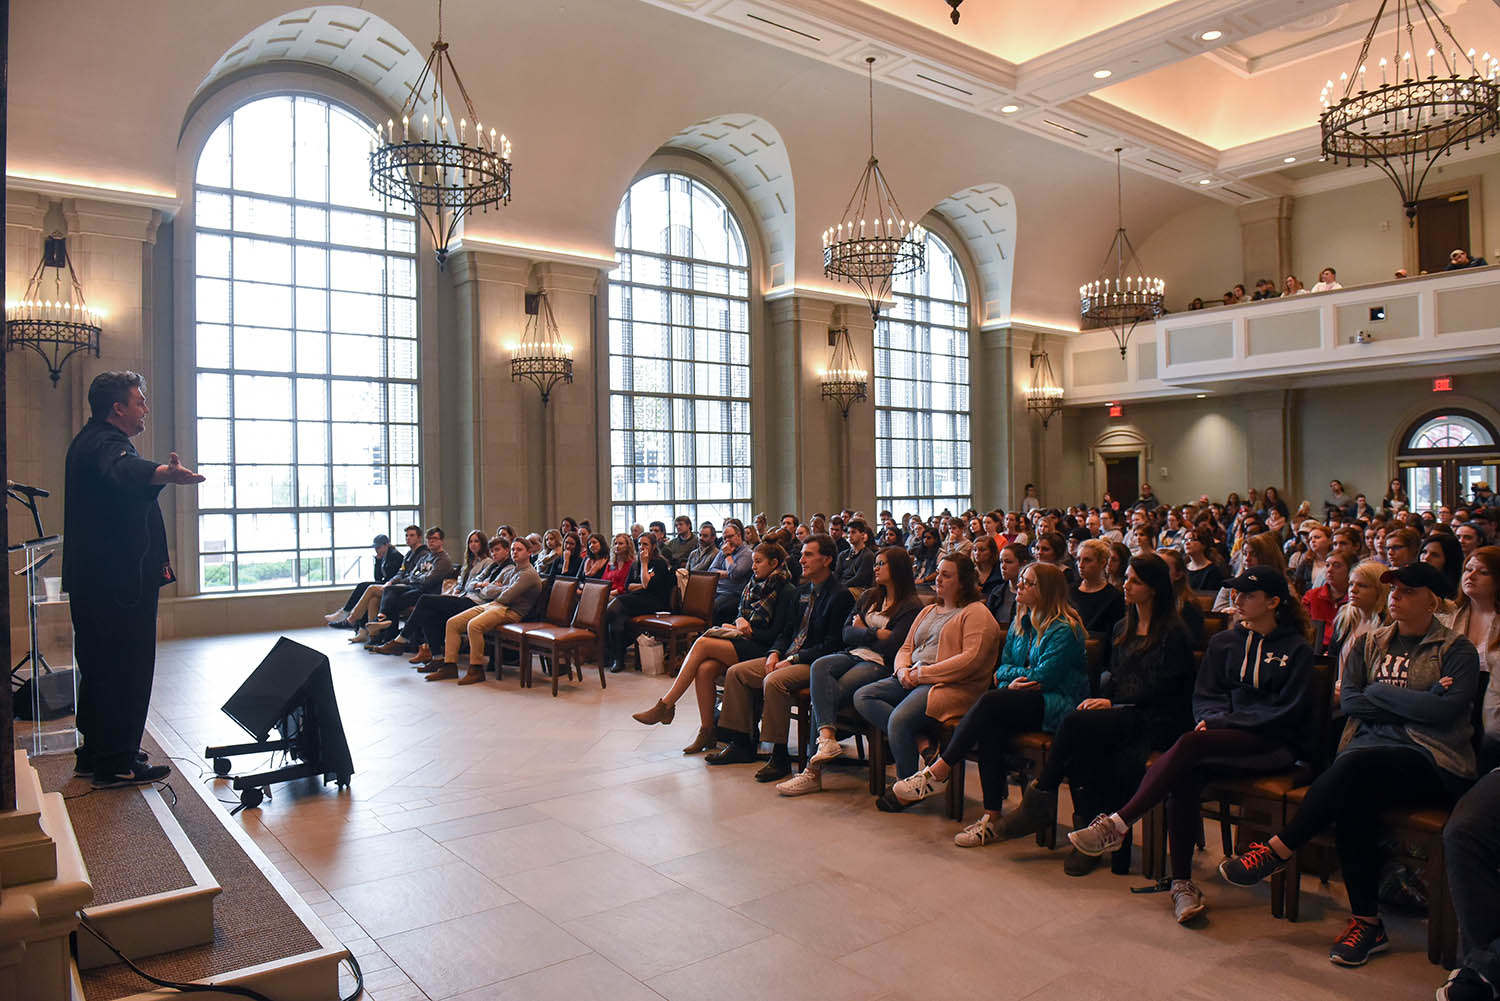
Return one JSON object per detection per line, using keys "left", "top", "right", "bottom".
{"left": 809, "top": 652, "right": 888, "bottom": 731}
{"left": 854, "top": 675, "right": 936, "bottom": 779}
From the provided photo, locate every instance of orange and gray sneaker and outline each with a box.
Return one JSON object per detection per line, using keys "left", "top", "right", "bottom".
{"left": 1219, "top": 841, "right": 1289, "bottom": 886}
{"left": 1328, "top": 917, "right": 1389, "bottom": 967}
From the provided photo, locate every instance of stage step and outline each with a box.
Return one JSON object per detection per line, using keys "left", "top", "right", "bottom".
{"left": 75, "top": 786, "right": 221, "bottom": 969}
{"left": 34, "top": 726, "right": 347, "bottom": 1001}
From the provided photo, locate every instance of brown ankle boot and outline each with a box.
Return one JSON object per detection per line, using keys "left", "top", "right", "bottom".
{"left": 425, "top": 663, "right": 459, "bottom": 681}
{"left": 683, "top": 726, "right": 718, "bottom": 754}
{"left": 632, "top": 699, "right": 675, "bottom": 726}
{"left": 458, "top": 663, "right": 486, "bottom": 686}
{"left": 408, "top": 644, "right": 432, "bottom": 664}
{"left": 374, "top": 639, "right": 406, "bottom": 655}
{"left": 415, "top": 660, "right": 442, "bottom": 673}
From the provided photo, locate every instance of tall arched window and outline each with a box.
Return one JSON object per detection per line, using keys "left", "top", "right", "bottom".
{"left": 1397, "top": 409, "right": 1499, "bottom": 511}
{"left": 875, "top": 231, "right": 971, "bottom": 516}
{"left": 608, "top": 172, "right": 751, "bottom": 534}
{"left": 194, "top": 95, "right": 420, "bottom": 591}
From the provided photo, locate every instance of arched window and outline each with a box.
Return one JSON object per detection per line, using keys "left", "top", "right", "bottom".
{"left": 1396, "top": 409, "right": 1500, "bottom": 512}
{"left": 875, "top": 230, "right": 972, "bottom": 516}
{"left": 194, "top": 94, "right": 420, "bottom": 591}
{"left": 608, "top": 172, "right": 751, "bottom": 533}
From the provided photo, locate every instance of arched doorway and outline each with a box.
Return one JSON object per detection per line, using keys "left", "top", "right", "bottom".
{"left": 1396, "top": 410, "right": 1500, "bottom": 511}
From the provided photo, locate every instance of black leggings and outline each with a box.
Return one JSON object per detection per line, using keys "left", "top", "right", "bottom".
{"left": 1116, "top": 727, "right": 1292, "bottom": 881}
{"left": 1447, "top": 770, "right": 1500, "bottom": 984}
{"left": 1036, "top": 708, "right": 1151, "bottom": 822}
{"left": 940, "top": 689, "right": 1045, "bottom": 811}
{"left": 1279, "top": 746, "right": 1458, "bottom": 918}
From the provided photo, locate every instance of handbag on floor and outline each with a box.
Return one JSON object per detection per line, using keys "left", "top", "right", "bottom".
{"left": 636, "top": 635, "right": 665, "bottom": 676}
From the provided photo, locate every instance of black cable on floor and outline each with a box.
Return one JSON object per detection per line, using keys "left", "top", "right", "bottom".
{"left": 77, "top": 911, "right": 365, "bottom": 1001}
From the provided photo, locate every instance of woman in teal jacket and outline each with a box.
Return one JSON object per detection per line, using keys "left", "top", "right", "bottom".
{"left": 891, "top": 563, "right": 1088, "bottom": 847}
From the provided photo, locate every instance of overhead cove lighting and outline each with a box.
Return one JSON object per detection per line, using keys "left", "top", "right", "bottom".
{"left": 370, "top": 0, "right": 513, "bottom": 266}
{"left": 5, "top": 234, "right": 104, "bottom": 387}
{"left": 1319, "top": 0, "right": 1499, "bottom": 225}
{"left": 823, "top": 57, "right": 926, "bottom": 322}
{"left": 1079, "top": 149, "right": 1165, "bottom": 359}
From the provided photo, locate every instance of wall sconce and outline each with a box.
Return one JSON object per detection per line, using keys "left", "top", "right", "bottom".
{"left": 1025, "top": 341, "right": 1064, "bottom": 427}
{"left": 510, "top": 279, "right": 573, "bottom": 405}
{"left": 820, "top": 322, "right": 868, "bottom": 420}
{"left": 6, "top": 234, "right": 104, "bottom": 386}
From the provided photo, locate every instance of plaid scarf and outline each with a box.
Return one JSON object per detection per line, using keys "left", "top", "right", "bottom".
{"left": 738, "top": 568, "right": 792, "bottom": 631}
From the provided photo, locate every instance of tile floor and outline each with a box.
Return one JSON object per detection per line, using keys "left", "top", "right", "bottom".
{"left": 142, "top": 627, "right": 1451, "bottom": 1001}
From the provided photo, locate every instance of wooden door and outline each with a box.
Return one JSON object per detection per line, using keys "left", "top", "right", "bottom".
{"left": 1105, "top": 456, "right": 1138, "bottom": 507}
{"left": 1416, "top": 192, "right": 1470, "bottom": 274}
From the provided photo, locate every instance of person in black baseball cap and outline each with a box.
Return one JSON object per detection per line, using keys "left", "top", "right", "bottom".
{"left": 1219, "top": 532, "right": 1480, "bottom": 968}
{"left": 1379, "top": 559, "right": 1456, "bottom": 601}
{"left": 325, "top": 531, "right": 407, "bottom": 627}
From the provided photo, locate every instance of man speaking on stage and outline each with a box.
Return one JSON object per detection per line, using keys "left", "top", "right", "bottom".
{"left": 64, "top": 371, "right": 204, "bottom": 788}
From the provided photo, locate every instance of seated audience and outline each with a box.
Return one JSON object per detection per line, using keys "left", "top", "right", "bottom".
{"left": 995, "top": 555, "right": 1193, "bottom": 873}
{"left": 835, "top": 518, "right": 877, "bottom": 589}
{"left": 632, "top": 541, "right": 796, "bottom": 750}
{"left": 1291, "top": 523, "right": 1333, "bottom": 594}
{"left": 326, "top": 531, "right": 409, "bottom": 627}
{"left": 1311, "top": 267, "right": 1343, "bottom": 292}
{"left": 941, "top": 518, "right": 972, "bottom": 560}
{"left": 1424, "top": 531, "right": 1465, "bottom": 598}
{"left": 686, "top": 521, "right": 721, "bottom": 572}
{"left": 887, "top": 561, "right": 1083, "bottom": 821}
{"left": 1385, "top": 526, "right": 1422, "bottom": 568}
{"left": 603, "top": 533, "right": 675, "bottom": 674}
{"left": 1067, "top": 566, "right": 1315, "bottom": 926}
{"left": 777, "top": 548, "right": 925, "bottom": 796}
{"left": 345, "top": 525, "right": 425, "bottom": 639}
{"left": 402, "top": 535, "right": 509, "bottom": 670}
{"left": 1213, "top": 532, "right": 1290, "bottom": 613}
{"left": 535, "top": 529, "right": 565, "bottom": 576}
{"left": 986, "top": 542, "right": 1031, "bottom": 629}
{"left": 1284, "top": 274, "right": 1308, "bottom": 295}
{"left": 431, "top": 539, "right": 543, "bottom": 685}
{"left": 662, "top": 515, "right": 698, "bottom": 568}
{"left": 549, "top": 531, "right": 583, "bottom": 579}
{"left": 1331, "top": 559, "right": 1391, "bottom": 676}
{"left": 1106, "top": 541, "right": 1131, "bottom": 589}
{"left": 1444, "top": 546, "right": 1499, "bottom": 771}
{"left": 1071, "top": 539, "right": 1127, "bottom": 637}
{"left": 371, "top": 529, "right": 490, "bottom": 655}
{"left": 1185, "top": 526, "right": 1227, "bottom": 592}
{"left": 361, "top": 528, "right": 454, "bottom": 643}
{"left": 707, "top": 535, "right": 854, "bottom": 779}
{"left": 973, "top": 535, "right": 1004, "bottom": 598}
{"left": 1448, "top": 248, "right": 1489, "bottom": 270}
{"left": 913, "top": 525, "right": 942, "bottom": 586}
{"left": 1034, "top": 530, "right": 1078, "bottom": 588}
{"left": 1301, "top": 548, "right": 1352, "bottom": 649}
{"left": 854, "top": 554, "right": 1002, "bottom": 794}
{"left": 578, "top": 534, "right": 609, "bottom": 580}
{"left": 603, "top": 533, "right": 635, "bottom": 595}
{"left": 1219, "top": 561, "right": 1477, "bottom": 967}
{"left": 708, "top": 521, "right": 754, "bottom": 622}
{"left": 1156, "top": 547, "right": 1207, "bottom": 649}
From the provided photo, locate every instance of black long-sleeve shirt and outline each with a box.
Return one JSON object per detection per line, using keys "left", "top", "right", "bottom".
{"left": 63, "top": 418, "right": 171, "bottom": 600}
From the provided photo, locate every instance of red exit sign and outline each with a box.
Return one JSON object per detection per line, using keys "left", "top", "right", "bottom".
{"left": 1433, "top": 376, "right": 1454, "bottom": 393}
{"left": 1108, "top": 402, "right": 1123, "bottom": 418}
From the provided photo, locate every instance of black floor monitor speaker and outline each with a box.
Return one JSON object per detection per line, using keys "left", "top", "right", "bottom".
{"left": 206, "top": 636, "right": 354, "bottom": 810}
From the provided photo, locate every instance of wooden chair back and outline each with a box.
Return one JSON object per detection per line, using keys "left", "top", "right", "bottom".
{"left": 680, "top": 571, "right": 719, "bottom": 622}
{"left": 1190, "top": 591, "right": 1216, "bottom": 611}
{"left": 572, "top": 580, "right": 611, "bottom": 633}
{"left": 544, "top": 579, "right": 579, "bottom": 626}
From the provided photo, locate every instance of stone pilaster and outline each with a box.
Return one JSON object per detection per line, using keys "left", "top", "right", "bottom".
{"left": 1238, "top": 196, "right": 1295, "bottom": 292}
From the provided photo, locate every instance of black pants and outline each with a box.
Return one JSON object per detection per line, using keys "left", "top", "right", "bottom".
{"left": 940, "top": 688, "right": 1045, "bottom": 811}
{"left": 1279, "top": 746, "right": 1458, "bottom": 917}
{"left": 1446, "top": 769, "right": 1500, "bottom": 985}
{"left": 713, "top": 592, "right": 739, "bottom": 625}
{"left": 70, "top": 584, "right": 160, "bottom": 775}
{"left": 341, "top": 580, "right": 375, "bottom": 612}
{"left": 1117, "top": 728, "right": 1292, "bottom": 881}
{"left": 378, "top": 583, "right": 422, "bottom": 621}
{"left": 605, "top": 592, "right": 664, "bottom": 667}
{"left": 1036, "top": 707, "right": 1151, "bottom": 822}
{"left": 403, "top": 594, "right": 476, "bottom": 652}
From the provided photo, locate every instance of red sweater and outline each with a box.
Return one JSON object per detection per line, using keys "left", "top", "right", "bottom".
{"left": 1301, "top": 584, "right": 1347, "bottom": 647}
{"left": 603, "top": 560, "right": 634, "bottom": 595}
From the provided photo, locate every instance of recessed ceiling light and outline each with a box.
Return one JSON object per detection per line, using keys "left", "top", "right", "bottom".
{"left": 1197, "top": 178, "right": 1213, "bottom": 185}
{"left": 1200, "top": 29, "right": 1223, "bottom": 41}
{"left": 1196, "top": 393, "right": 1208, "bottom": 398}
{"left": 1000, "top": 104, "right": 1020, "bottom": 114}
{"left": 1284, "top": 156, "right": 1297, "bottom": 163}
{"left": 1093, "top": 69, "right": 1113, "bottom": 79}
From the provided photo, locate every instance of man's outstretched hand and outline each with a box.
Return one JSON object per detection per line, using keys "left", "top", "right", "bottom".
{"left": 154, "top": 452, "right": 207, "bottom": 486}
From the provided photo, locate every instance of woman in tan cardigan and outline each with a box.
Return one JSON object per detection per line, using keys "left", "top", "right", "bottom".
{"left": 854, "top": 554, "right": 1002, "bottom": 801}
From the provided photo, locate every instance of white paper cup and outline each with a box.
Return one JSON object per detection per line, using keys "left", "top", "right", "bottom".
{"left": 42, "top": 576, "right": 62, "bottom": 602}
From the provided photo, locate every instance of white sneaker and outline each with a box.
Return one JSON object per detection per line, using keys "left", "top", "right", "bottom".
{"left": 891, "top": 765, "right": 948, "bottom": 804}
{"left": 349, "top": 629, "right": 369, "bottom": 644}
{"left": 809, "top": 736, "right": 843, "bottom": 766}
{"left": 325, "top": 609, "right": 349, "bottom": 624}
{"left": 776, "top": 770, "right": 822, "bottom": 796}
{"left": 954, "top": 814, "right": 1000, "bottom": 847}
{"left": 1068, "top": 814, "right": 1126, "bottom": 857}
{"left": 1171, "top": 880, "right": 1207, "bottom": 924}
